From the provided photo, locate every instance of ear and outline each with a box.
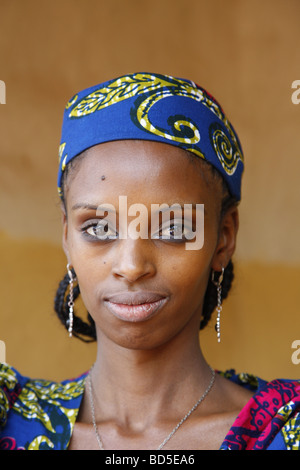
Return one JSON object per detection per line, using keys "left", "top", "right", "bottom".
{"left": 61, "top": 205, "right": 71, "bottom": 263}
{"left": 211, "top": 205, "right": 239, "bottom": 272}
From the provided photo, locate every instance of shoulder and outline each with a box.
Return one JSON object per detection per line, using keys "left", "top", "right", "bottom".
{"left": 0, "top": 363, "right": 25, "bottom": 429}
{"left": 0, "top": 363, "right": 86, "bottom": 450}
{"left": 220, "top": 370, "right": 300, "bottom": 450}
{"left": 218, "top": 369, "right": 264, "bottom": 391}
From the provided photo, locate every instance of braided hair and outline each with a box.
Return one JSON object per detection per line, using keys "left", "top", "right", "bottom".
{"left": 54, "top": 152, "right": 238, "bottom": 341}
{"left": 54, "top": 268, "right": 96, "bottom": 342}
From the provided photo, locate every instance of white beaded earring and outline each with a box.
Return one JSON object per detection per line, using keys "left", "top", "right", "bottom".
{"left": 211, "top": 267, "right": 224, "bottom": 343}
{"left": 66, "top": 263, "right": 75, "bottom": 338}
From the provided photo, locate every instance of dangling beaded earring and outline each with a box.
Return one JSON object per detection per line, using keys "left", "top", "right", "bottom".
{"left": 211, "top": 267, "right": 224, "bottom": 343}
{"left": 66, "top": 263, "right": 75, "bottom": 337}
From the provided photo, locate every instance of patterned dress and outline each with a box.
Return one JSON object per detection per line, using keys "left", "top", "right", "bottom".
{"left": 0, "top": 363, "right": 299, "bottom": 450}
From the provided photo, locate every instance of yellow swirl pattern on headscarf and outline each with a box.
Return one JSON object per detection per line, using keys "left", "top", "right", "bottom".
{"left": 68, "top": 74, "right": 193, "bottom": 117}
{"left": 60, "top": 73, "right": 244, "bottom": 187}
{"left": 67, "top": 73, "right": 229, "bottom": 155}
{"left": 212, "top": 128, "right": 243, "bottom": 175}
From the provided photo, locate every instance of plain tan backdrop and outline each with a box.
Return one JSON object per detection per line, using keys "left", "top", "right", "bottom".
{"left": 0, "top": 0, "right": 300, "bottom": 382}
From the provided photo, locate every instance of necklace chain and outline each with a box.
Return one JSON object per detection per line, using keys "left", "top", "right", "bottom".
{"left": 87, "top": 366, "right": 216, "bottom": 450}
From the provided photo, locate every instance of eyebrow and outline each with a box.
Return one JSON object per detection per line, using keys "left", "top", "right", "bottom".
{"left": 151, "top": 203, "right": 198, "bottom": 211}
{"left": 71, "top": 203, "right": 116, "bottom": 212}
{"left": 71, "top": 202, "right": 206, "bottom": 214}
{"left": 151, "top": 203, "right": 206, "bottom": 216}
{"left": 72, "top": 203, "right": 97, "bottom": 211}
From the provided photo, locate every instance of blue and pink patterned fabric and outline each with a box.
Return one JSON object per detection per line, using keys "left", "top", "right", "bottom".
{"left": 219, "top": 370, "right": 300, "bottom": 449}
{"left": 0, "top": 363, "right": 299, "bottom": 450}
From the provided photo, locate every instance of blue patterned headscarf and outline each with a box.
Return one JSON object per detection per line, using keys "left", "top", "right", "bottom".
{"left": 58, "top": 72, "right": 244, "bottom": 200}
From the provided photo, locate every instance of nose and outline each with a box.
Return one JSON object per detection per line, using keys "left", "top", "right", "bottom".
{"left": 112, "top": 238, "right": 156, "bottom": 283}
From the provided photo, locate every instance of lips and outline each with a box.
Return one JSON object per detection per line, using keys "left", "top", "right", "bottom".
{"left": 103, "top": 291, "right": 168, "bottom": 322}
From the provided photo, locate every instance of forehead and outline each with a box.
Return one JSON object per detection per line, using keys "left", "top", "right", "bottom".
{"left": 65, "top": 140, "right": 222, "bottom": 208}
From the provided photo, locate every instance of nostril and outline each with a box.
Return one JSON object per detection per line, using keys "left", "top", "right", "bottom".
{"left": 112, "top": 239, "right": 156, "bottom": 282}
{"left": 112, "top": 266, "right": 155, "bottom": 283}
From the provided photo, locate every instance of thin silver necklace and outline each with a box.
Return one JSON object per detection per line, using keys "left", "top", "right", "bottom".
{"left": 87, "top": 365, "right": 216, "bottom": 450}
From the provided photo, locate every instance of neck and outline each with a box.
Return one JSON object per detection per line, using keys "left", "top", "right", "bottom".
{"left": 89, "top": 323, "right": 211, "bottom": 429}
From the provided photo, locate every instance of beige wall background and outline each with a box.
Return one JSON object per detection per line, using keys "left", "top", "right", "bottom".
{"left": 0, "top": 0, "right": 299, "bottom": 382}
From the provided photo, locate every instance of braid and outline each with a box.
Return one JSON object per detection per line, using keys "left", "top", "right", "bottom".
{"left": 54, "top": 270, "right": 96, "bottom": 342}
{"left": 200, "top": 259, "right": 234, "bottom": 330}
{"left": 199, "top": 180, "right": 237, "bottom": 330}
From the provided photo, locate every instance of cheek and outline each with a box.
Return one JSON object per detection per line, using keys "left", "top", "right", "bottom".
{"left": 165, "top": 252, "right": 212, "bottom": 307}
{"left": 72, "top": 262, "right": 108, "bottom": 318}
{"left": 66, "top": 233, "right": 106, "bottom": 306}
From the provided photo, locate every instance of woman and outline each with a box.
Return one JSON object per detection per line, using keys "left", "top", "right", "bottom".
{"left": 0, "top": 72, "right": 299, "bottom": 450}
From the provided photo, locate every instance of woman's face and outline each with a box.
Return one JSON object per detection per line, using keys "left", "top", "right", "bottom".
{"left": 62, "top": 140, "right": 238, "bottom": 350}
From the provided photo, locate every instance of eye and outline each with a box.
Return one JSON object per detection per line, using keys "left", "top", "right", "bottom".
{"left": 152, "top": 219, "right": 193, "bottom": 241}
{"left": 83, "top": 220, "right": 118, "bottom": 240}
{"left": 161, "top": 222, "right": 183, "bottom": 239}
